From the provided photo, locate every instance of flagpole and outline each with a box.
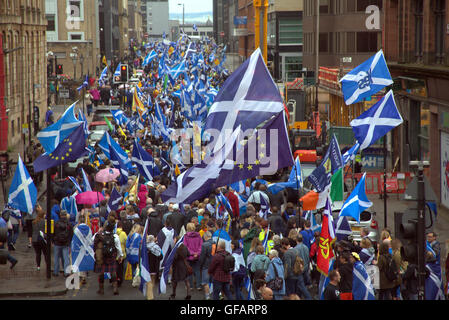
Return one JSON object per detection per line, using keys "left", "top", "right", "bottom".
{"left": 383, "top": 136, "right": 387, "bottom": 228}
{"left": 46, "top": 169, "right": 52, "bottom": 279}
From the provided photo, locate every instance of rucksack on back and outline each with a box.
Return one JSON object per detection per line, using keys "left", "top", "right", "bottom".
{"left": 293, "top": 255, "right": 305, "bottom": 275}
{"left": 102, "top": 232, "right": 117, "bottom": 260}
{"left": 223, "top": 254, "right": 235, "bottom": 273}
{"left": 54, "top": 220, "right": 69, "bottom": 244}
{"left": 385, "top": 255, "right": 399, "bottom": 282}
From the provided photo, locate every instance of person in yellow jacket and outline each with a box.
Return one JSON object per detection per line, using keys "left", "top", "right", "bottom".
{"left": 116, "top": 222, "right": 128, "bottom": 286}
{"left": 258, "top": 220, "right": 274, "bottom": 254}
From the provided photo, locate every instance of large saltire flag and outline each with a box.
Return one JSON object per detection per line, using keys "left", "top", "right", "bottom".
{"left": 340, "top": 49, "right": 393, "bottom": 105}
{"left": 139, "top": 218, "right": 152, "bottom": 297}
{"left": 316, "top": 198, "right": 335, "bottom": 276}
{"left": 339, "top": 172, "right": 373, "bottom": 223}
{"left": 70, "top": 224, "right": 95, "bottom": 272}
{"left": 8, "top": 155, "right": 37, "bottom": 214}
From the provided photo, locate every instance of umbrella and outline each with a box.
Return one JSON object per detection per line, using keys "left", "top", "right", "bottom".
{"left": 75, "top": 191, "right": 105, "bottom": 205}
{"left": 95, "top": 168, "right": 120, "bottom": 183}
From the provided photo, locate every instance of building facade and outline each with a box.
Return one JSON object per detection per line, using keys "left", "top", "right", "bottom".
{"left": 128, "top": 0, "right": 144, "bottom": 43}
{"left": 180, "top": 21, "right": 214, "bottom": 39}
{"left": 100, "top": 0, "right": 120, "bottom": 62}
{"left": 1, "top": 0, "right": 48, "bottom": 151}
{"left": 118, "top": 0, "right": 130, "bottom": 58}
{"left": 237, "top": 0, "right": 255, "bottom": 59}
{"left": 147, "top": 0, "right": 169, "bottom": 39}
{"left": 47, "top": 0, "right": 101, "bottom": 79}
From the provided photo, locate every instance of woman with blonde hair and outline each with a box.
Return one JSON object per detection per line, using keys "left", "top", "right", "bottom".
{"left": 126, "top": 223, "right": 143, "bottom": 277}
{"left": 31, "top": 205, "right": 48, "bottom": 271}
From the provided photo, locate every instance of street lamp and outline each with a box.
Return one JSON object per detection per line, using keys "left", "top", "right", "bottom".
{"left": 178, "top": 3, "right": 185, "bottom": 29}
{"left": 79, "top": 53, "right": 84, "bottom": 78}
{"left": 70, "top": 52, "right": 78, "bottom": 80}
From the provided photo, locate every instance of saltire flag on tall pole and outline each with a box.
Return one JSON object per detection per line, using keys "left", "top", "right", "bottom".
{"left": 33, "top": 124, "right": 89, "bottom": 172}
{"left": 131, "top": 139, "right": 161, "bottom": 181}
{"left": 110, "top": 109, "right": 128, "bottom": 126}
{"left": 77, "top": 109, "right": 90, "bottom": 137}
{"left": 350, "top": 90, "right": 403, "bottom": 151}
{"left": 204, "top": 48, "right": 285, "bottom": 153}
{"left": 68, "top": 176, "right": 82, "bottom": 194}
{"left": 81, "top": 168, "right": 92, "bottom": 192}
{"left": 308, "top": 134, "right": 343, "bottom": 193}
{"left": 342, "top": 142, "right": 361, "bottom": 165}
{"left": 139, "top": 218, "right": 152, "bottom": 297}
{"left": 98, "top": 66, "right": 108, "bottom": 87}
{"left": 8, "top": 155, "right": 37, "bottom": 214}
{"left": 334, "top": 215, "right": 352, "bottom": 242}
{"left": 316, "top": 198, "right": 335, "bottom": 276}
{"left": 212, "top": 227, "right": 232, "bottom": 253}
{"left": 193, "top": 24, "right": 198, "bottom": 32}
{"left": 77, "top": 75, "right": 89, "bottom": 92}
{"left": 159, "top": 235, "right": 185, "bottom": 294}
{"left": 114, "top": 63, "right": 121, "bottom": 77}
{"left": 107, "top": 188, "right": 123, "bottom": 214}
{"left": 70, "top": 224, "right": 95, "bottom": 272}
{"left": 267, "top": 156, "right": 303, "bottom": 195}
{"left": 339, "top": 172, "right": 373, "bottom": 223}
{"left": 339, "top": 49, "right": 393, "bottom": 105}
{"left": 142, "top": 50, "right": 157, "bottom": 67}
{"left": 37, "top": 101, "right": 83, "bottom": 154}
{"left": 109, "top": 144, "right": 129, "bottom": 186}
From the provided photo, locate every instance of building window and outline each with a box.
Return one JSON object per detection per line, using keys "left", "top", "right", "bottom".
{"left": 419, "top": 105, "right": 430, "bottom": 161}
{"left": 357, "top": 0, "right": 382, "bottom": 11}
{"left": 67, "top": 0, "right": 84, "bottom": 21}
{"left": 356, "top": 32, "right": 378, "bottom": 52}
{"left": 68, "top": 32, "right": 84, "bottom": 41}
{"left": 11, "top": 120, "right": 14, "bottom": 137}
{"left": 17, "top": 117, "right": 20, "bottom": 135}
{"left": 347, "top": 0, "right": 356, "bottom": 12}
{"left": 435, "top": 0, "right": 445, "bottom": 64}
{"left": 414, "top": 0, "right": 423, "bottom": 61}
{"left": 320, "top": 0, "right": 329, "bottom": 14}
{"left": 279, "top": 18, "right": 302, "bottom": 46}
{"left": 46, "top": 14, "right": 56, "bottom": 31}
{"left": 284, "top": 56, "right": 302, "bottom": 81}
{"left": 319, "top": 33, "right": 328, "bottom": 53}
{"left": 346, "top": 31, "right": 355, "bottom": 52}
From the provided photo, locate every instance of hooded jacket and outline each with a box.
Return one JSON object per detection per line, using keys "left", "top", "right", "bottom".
{"left": 184, "top": 231, "right": 203, "bottom": 261}
{"left": 148, "top": 210, "right": 163, "bottom": 237}
{"left": 243, "top": 227, "right": 260, "bottom": 261}
{"left": 137, "top": 185, "right": 148, "bottom": 211}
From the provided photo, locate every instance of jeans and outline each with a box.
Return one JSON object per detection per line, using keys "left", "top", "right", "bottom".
{"left": 212, "top": 279, "right": 233, "bottom": 300}
{"left": 232, "top": 276, "right": 245, "bottom": 300}
{"left": 188, "top": 259, "right": 202, "bottom": 289}
{"left": 53, "top": 245, "right": 70, "bottom": 276}
{"left": 296, "top": 274, "right": 312, "bottom": 300}
{"left": 303, "top": 269, "right": 312, "bottom": 286}
{"left": 11, "top": 224, "right": 19, "bottom": 245}
{"left": 285, "top": 278, "right": 298, "bottom": 296}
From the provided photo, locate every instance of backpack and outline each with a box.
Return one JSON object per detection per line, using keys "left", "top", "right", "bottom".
{"left": 54, "top": 220, "right": 69, "bottom": 244}
{"left": 293, "top": 255, "right": 305, "bottom": 275}
{"left": 223, "top": 254, "right": 235, "bottom": 273}
{"left": 385, "top": 255, "right": 399, "bottom": 282}
{"left": 102, "top": 232, "right": 117, "bottom": 259}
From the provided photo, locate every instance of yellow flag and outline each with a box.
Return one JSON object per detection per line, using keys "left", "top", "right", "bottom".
{"left": 168, "top": 46, "right": 174, "bottom": 56}
{"left": 133, "top": 89, "right": 146, "bottom": 117}
{"left": 174, "top": 164, "right": 181, "bottom": 176}
{"left": 102, "top": 55, "right": 107, "bottom": 66}
{"left": 138, "top": 81, "right": 142, "bottom": 88}
{"left": 118, "top": 126, "right": 127, "bottom": 139}
{"left": 214, "top": 58, "right": 220, "bottom": 66}
{"left": 127, "top": 176, "right": 139, "bottom": 200}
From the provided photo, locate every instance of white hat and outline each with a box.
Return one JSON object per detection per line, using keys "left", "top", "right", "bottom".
{"left": 172, "top": 203, "right": 179, "bottom": 211}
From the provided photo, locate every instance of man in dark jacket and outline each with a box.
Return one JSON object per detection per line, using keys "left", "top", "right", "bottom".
{"left": 170, "top": 204, "right": 186, "bottom": 235}
{"left": 53, "top": 211, "right": 73, "bottom": 277}
{"left": 268, "top": 207, "right": 286, "bottom": 236}
{"left": 147, "top": 208, "right": 163, "bottom": 237}
{"left": 208, "top": 240, "right": 233, "bottom": 300}
{"left": 335, "top": 251, "right": 354, "bottom": 300}
{"left": 199, "top": 231, "right": 214, "bottom": 300}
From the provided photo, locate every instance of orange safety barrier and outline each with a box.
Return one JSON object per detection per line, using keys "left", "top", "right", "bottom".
{"left": 344, "top": 172, "right": 414, "bottom": 194}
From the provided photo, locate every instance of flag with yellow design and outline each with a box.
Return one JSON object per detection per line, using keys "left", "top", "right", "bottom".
{"left": 102, "top": 56, "right": 107, "bottom": 66}
{"left": 174, "top": 164, "right": 181, "bottom": 176}
{"left": 124, "top": 175, "right": 139, "bottom": 203}
{"left": 316, "top": 198, "right": 335, "bottom": 276}
{"left": 133, "top": 89, "right": 146, "bottom": 118}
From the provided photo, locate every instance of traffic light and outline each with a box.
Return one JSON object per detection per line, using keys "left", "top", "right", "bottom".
{"left": 399, "top": 213, "right": 418, "bottom": 264}
{"left": 120, "top": 64, "right": 128, "bottom": 82}
{"left": 56, "top": 64, "right": 63, "bottom": 75}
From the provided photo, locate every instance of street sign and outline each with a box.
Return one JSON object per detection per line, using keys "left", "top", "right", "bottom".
{"left": 233, "top": 29, "right": 248, "bottom": 36}
{"left": 386, "top": 178, "right": 399, "bottom": 192}
{"left": 22, "top": 123, "right": 29, "bottom": 135}
{"left": 234, "top": 16, "right": 248, "bottom": 25}
{"left": 59, "top": 88, "right": 69, "bottom": 99}
{"left": 402, "top": 175, "right": 438, "bottom": 202}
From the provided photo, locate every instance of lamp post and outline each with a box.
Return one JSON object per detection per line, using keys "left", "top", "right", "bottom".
{"left": 79, "top": 53, "right": 84, "bottom": 79}
{"left": 178, "top": 3, "right": 185, "bottom": 29}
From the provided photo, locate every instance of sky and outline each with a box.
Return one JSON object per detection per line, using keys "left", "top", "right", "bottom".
{"left": 168, "top": 0, "right": 212, "bottom": 15}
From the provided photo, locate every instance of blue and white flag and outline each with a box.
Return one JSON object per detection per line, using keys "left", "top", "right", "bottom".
{"left": 212, "top": 228, "right": 232, "bottom": 253}
{"left": 77, "top": 75, "right": 89, "bottom": 92}
{"left": 142, "top": 50, "right": 157, "bottom": 67}
{"left": 334, "top": 215, "right": 352, "bottom": 241}
{"left": 339, "top": 173, "right": 372, "bottom": 223}
{"left": 139, "top": 218, "right": 152, "bottom": 296}
{"left": 61, "top": 195, "right": 78, "bottom": 223}
{"left": 77, "top": 109, "right": 90, "bottom": 137}
{"left": 193, "top": 24, "right": 198, "bottom": 32}
{"left": 81, "top": 168, "right": 92, "bottom": 192}
{"left": 245, "top": 275, "right": 256, "bottom": 300}
{"left": 98, "top": 66, "right": 108, "bottom": 87}
{"left": 111, "top": 109, "right": 128, "bottom": 126}
{"left": 107, "top": 188, "right": 123, "bottom": 214}
{"left": 267, "top": 156, "right": 303, "bottom": 194}
{"left": 340, "top": 49, "right": 393, "bottom": 105}
{"left": 304, "top": 211, "right": 321, "bottom": 234}
{"left": 7, "top": 155, "right": 37, "bottom": 214}
{"left": 342, "top": 142, "right": 360, "bottom": 165}
{"left": 319, "top": 258, "right": 335, "bottom": 300}
{"left": 37, "top": 101, "right": 83, "bottom": 154}
{"left": 114, "top": 63, "right": 121, "bottom": 77}
{"left": 159, "top": 234, "right": 184, "bottom": 294}
{"left": 350, "top": 90, "right": 403, "bottom": 150}
{"left": 258, "top": 193, "right": 271, "bottom": 220}
{"left": 204, "top": 48, "right": 284, "bottom": 152}
{"left": 70, "top": 224, "right": 95, "bottom": 272}
{"left": 98, "top": 132, "right": 132, "bottom": 170}
{"left": 132, "top": 140, "right": 161, "bottom": 181}
{"left": 352, "top": 260, "right": 375, "bottom": 300}
{"left": 425, "top": 265, "right": 446, "bottom": 300}
{"left": 109, "top": 144, "right": 129, "bottom": 186}
{"left": 68, "top": 176, "right": 82, "bottom": 194}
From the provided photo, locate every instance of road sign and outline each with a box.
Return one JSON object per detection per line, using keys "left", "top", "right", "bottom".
{"left": 59, "top": 88, "right": 69, "bottom": 99}
{"left": 22, "top": 123, "right": 29, "bottom": 135}
{"left": 386, "top": 178, "right": 398, "bottom": 192}
{"left": 402, "top": 175, "right": 438, "bottom": 202}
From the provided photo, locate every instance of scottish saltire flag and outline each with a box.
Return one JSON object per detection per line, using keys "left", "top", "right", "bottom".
{"left": 107, "top": 188, "right": 122, "bottom": 214}
{"left": 319, "top": 258, "right": 335, "bottom": 300}
{"left": 71, "top": 224, "right": 95, "bottom": 272}
{"left": 132, "top": 140, "right": 161, "bottom": 181}
{"left": 98, "top": 66, "right": 108, "bottom": 87}
{"left": 229, "top": 179, "right": 247, "bottom": 193}
{"left": 262, "top": 226, "right": 270, "bottom": 251}
{"left": 308, "top": 134, "right": 343, "bottom": 193}
{"left": 245, "top": 276, "right": 256, "bottom": 300}
{"left": 339, "top": 173, "right": 372, "bottom": 223}
{"left": 98, "top": 132, "right": 132, "bottom": 170}
{"left": 142, "top": 50, "right": 157, "bottom": 67}
{"left": 317, "top": 199, "right": 335, "bottom": 276}
{"left": 114, "top": 63, "right": 121, "bottom": 77}
{"left": 335, "top": 215, "right": 352, "bottom": 242}
{"left": 160, "top": 156, "right": 171, "bottom": 173}
{"left": 77, "top": 75, "right": 89, "bottom": 92}
{"left": 212, "top": 228, "right": 232, "bottom": 253}
{"left": 304, "top": 211, "right": 321, "bottom": 234}
{"left": 33, "top": 125, "right": 89, "bottom": 172}
{"left": 169, "top": 60, "right": 186, "bottom": 79}
{"left": 68, "top": 176, "right": 82, "bottom": 193}
{"left": 159, "top": 235, "right": 184, "bottom": 294}
{"left": 267, "top": 156, "right": 303, "bottom": 195}
{"left": 139, "top": 218, "right": 152, "bottom": 296}
{"left": 109, "top": 144, "right": 129, "bottom": 186}
{"left": 425, "top": 265, "right": 446, "bottom": 300}
{"left": 37, "top": 101, "right": 83, "bottom": 153}
{"left": 61, "top": 195, "right": 78, "bottom": 223}
{"left": 343, "top": 142, "right": 360, "bottom": 165}
{"left": 259, "top": 194, "right": 271, "bottom": 220}
{"left": 204, "top": 48, "right": 285, "bottom": 153}
{"left": 8, "top": 155, "right": 37, "bottom": 214}
{"left": 340, "top": 49, "right": 393, "bottom": 105}
{"left": 350, "top": 90, "right": 403, "bottom": 150}
{"left": 183, "top": 42, "right": 197, "bottom": 61}
{"left": 110, "top": 109, "right": 128, "bottom": 126}
{"left": 77, "top": 109, "right": 89, "bottom": 137}
{"left": 352, "top": 260, "right": 375, "bottom": 300}
{"left": 81, "top": 168, "right": 92, "bottom": 192}
{"left": 216, "top": 192, "right": 233, "bottom": 217}
{"left": 193, "top": 24, "right": 198, "bottom": 32}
